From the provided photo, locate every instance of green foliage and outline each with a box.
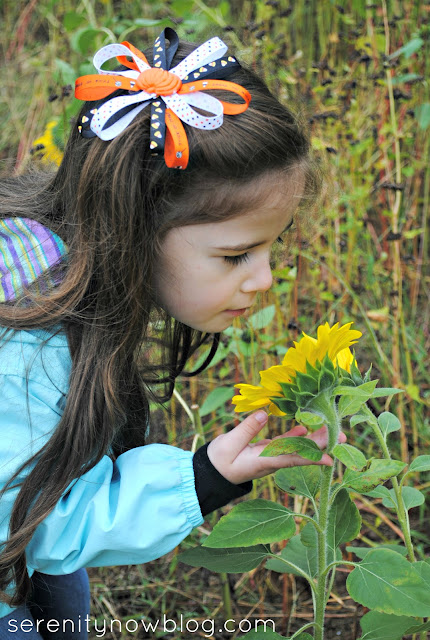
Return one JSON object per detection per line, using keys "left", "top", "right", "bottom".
{"left": 274, "top": 466, "right": 321, "bottom": 500}
{"left": 202, "top": 499, "right": 296, "bottom": 548}
{"left": 259, "top": 436, "right": 323, "bottom": 462}
{"left": 332, "top": 443, "right": 366, "bottom": 470}
{"left": 346, "top": 549, "right": 430, "bottom": 617}
{"left": 178, "top": 544, "right": 270, "bottom": 573}
{"left": 359, "top": 611, "right": 430, "bottom": 640}
{"left": 342, "top": 458, "right": 406, "bottom": 493}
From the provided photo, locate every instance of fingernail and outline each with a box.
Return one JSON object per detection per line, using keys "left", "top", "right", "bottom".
{"left": 255, "top": 411, "right": 268, "bottom": 424}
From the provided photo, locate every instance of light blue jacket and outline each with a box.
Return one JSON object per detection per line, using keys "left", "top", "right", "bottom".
{"left": 0, "top": 326, "right": 204, "bottom": 619}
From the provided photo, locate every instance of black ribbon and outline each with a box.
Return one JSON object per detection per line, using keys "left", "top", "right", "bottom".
{"left": 78, "top": 27, "right": 242, "bottom": 158}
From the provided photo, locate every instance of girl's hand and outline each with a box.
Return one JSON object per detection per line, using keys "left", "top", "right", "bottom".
{"left": 207, "top": 410, "right": 347, "bottom": 485}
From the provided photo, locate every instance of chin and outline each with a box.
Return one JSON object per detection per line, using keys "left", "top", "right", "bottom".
{"left": 184, "top": 317, "right": 232, "bottom": 334}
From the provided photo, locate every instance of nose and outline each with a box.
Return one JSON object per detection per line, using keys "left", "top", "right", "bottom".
{"left": 240, "top": 255, "right": 273, "bottom": 294}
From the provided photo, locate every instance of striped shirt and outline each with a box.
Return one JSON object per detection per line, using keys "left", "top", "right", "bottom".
{"left": 0, "top": 217, "right": 68, "bottom": 302}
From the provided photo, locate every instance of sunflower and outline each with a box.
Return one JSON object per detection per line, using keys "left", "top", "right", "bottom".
{"left": 32, "top": 120, "right": 63, "bottom": 166}
{"left": 232, "top": 322, "right": 362, "bottom": 415}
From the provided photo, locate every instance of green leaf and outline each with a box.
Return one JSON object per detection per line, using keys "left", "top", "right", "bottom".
{"left": 133, "top": 18, "right": 167, "bottom": 26}
{"left": 178, "top": 544, "right": 270, "bottom": 573}
{"left": 405, "top": 620, "right": 430, "bottom": 635}
{"left": 381, "top": 486, "right": 425, "bottom": 511}
{"left": 408, "top": 455, "right": 430, "bottom": 473}
{"left": 350, "top": 413, "right": 369, "bottom": 427}
{"left": 274, "top": 466, "right": 321, "bottom": 500}
{"left": 198, "top": 387, "right": 234, "bottom": 417}
{"left": 53, "top": 59, "right": 76, "bottom": 86}
{"left": 301, "top": 489, "right": 360, "bottom": 552}
{"left": 415, "top": 103, "right": 430, "bottom": 130}
{"left": 327, "top": 489, "right": 361, "bottom": 549}
{"left": 343, "top": 459, "right": 406, "bottom": 493}
{"left": 337, "top": 381, "right": 377, "bottom": 418}
{"left": 377, "top": 411, "right": 401, "bottom": 437}
{"left": 332, "top": 444, "right": 367, "bottom": 471}
{"left": 370, "top": 387, "right": 404, "bottom": 398}
{"left": 334, "top": 381, "right": 377, "bottom": 397}
{"left": 346, "top": 549, "right": 430, "bottom": 617}
{"left": 365, "top": 485, "right": 392, "bottom": 500}
{"left": 202, "top": 500, "right": 295, "bottom": 548}
{"left": 260, "top": 437, "right": 323, "bottom": 462}
{"left": 266, "top": 535, "right": 317, "bottom": 578}
{"left": 295, "top": 409, "right": 324, "bottom": 430}
{"left": 388, "top": 36, "right": 424, "bottom": 59}
{"left": 70, "top": 27, "right": 102, "bottom": 56}
{"left": 267, "top": 533, "right": 342, "bottom": 579}
{"left": 359, "top": 611, "right": 424, "bottom": 640}
{"left": 346, "top": 544, "right": 408, "bottom": 560}
{"left": 247, "top": 304, "right": 276, "bottom": 330}
{"left": 63, "top": 11, "right": 86, "bottom": 32}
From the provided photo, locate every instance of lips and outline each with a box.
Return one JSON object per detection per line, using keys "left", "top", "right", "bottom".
{"left": 224, "top": 307, "right": 250, "bottom": 316}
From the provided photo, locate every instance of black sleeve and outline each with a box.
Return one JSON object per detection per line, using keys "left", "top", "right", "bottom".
{"left": 192, "top": 442, "right": 253, "bottom": 517}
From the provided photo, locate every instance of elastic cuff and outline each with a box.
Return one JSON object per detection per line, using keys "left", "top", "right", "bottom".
{"left": 179, "top": 453, "right": 205, "bottom": 529}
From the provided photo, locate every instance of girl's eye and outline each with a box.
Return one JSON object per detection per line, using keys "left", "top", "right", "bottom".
{"left": 223, "top": 237, "right": 284, "bottom": 266}
{"left": 224, "top": 252, "right": 250, "bottom": 265}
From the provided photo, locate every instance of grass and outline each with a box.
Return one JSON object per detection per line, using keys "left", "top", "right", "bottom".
{"left": 1, "top": 0, "right": 429, "bottom": 637}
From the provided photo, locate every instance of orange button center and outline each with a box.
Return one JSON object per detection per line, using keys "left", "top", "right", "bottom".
{"left": 135, "top": 68, "right": 182, "bottom": 96}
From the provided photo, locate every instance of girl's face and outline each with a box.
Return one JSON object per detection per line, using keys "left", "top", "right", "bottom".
{"left": 153, "top": 171, "right": 305, "bottom": 333}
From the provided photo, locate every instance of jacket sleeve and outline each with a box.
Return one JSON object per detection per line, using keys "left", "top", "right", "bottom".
{"left": 0, "top": 376, "right": 251, "bottom": 578}
{"left": 26, "top": 442, "right": 204, "bottom": 574}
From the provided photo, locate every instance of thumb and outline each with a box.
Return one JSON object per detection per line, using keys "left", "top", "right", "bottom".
{"left": 227, "top": 411, "right": 268, "bottom": 457}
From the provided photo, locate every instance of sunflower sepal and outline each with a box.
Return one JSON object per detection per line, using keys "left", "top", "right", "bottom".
{"left": 269, "top": 397, "right": 296, "bottom": 418}
{"left": 318, "top": 366, "right": 336, "bottom": 392}
{"left": 363, "top": 362, "right": 373, "bottom": 383}
{"left": 349, "top": 354, "right": 363, "bottom": 385}
{"left": 279, "top": 383, "right": 298, "bottom": 401}
{"left": 295, "top": 371, "right": 319, "bottom": 395}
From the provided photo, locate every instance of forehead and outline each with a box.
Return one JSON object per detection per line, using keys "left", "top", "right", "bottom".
{"left": 230, "top": 167, "right": 305, "bottom": 212}
{"left": 211, "top": 168, "right": 305, "bottom": 234}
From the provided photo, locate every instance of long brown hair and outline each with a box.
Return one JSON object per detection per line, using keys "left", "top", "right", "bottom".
{"left": 0, "top": 35, "right": 323, "bottom": 606}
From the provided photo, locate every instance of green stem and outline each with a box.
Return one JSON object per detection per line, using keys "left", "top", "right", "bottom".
{"left": 314, "top": 464, "right": 334, "bottom": 640}
{"left": 311, "top": 394, "right": 341, "bottom": 640}
{"left": 361, "top": 406, "right": 416, "bottom": 561}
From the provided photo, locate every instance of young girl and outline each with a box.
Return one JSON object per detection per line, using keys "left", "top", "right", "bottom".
{"left": 0, "top": 27, "right": 342, "bottom": 639}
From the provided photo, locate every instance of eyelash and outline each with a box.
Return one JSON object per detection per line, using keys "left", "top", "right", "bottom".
{"left": 224, "top": 236, "right": 285, "bottom": 266}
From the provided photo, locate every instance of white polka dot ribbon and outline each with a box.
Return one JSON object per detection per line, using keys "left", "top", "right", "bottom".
{"left": 88, "top": 38, "right": 229, "bottom": 141}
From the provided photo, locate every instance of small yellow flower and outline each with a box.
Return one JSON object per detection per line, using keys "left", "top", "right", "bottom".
{"left": 232, "top": 322, "right": 362, "bottom": 415}
{"left": 32, "top": 120, "right": 63, "bottom": 166}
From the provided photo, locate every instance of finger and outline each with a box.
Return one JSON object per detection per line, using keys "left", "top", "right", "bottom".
{"left": 271, "top": 425, "right": 307, "bottom": 440}
{"left": 306, "top": 425, "right": 329, "bottom": 448}
{"left": 226, "top": 411, "right": 269, "bottom": 457}
{"left": 338, "top": 431, "right": 347, "bottom": 443}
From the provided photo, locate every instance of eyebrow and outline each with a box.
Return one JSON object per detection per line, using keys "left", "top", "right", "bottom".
{"left": 214, "top": 219, "right": 295, "bottom": 252}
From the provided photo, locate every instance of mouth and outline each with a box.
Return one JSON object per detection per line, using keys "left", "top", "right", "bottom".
{"left": 224, "top": 308, "right": 249, "bottom": 317}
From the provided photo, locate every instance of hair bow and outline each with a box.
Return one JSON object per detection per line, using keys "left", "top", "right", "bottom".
{"left": 74, "top": 28, "right": 251, "bottom": 169}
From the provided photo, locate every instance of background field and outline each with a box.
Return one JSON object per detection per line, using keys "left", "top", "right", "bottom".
{"left": 1, "top": 1, "right": 429, "bottom": 638}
